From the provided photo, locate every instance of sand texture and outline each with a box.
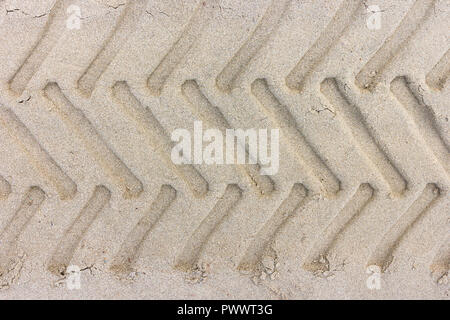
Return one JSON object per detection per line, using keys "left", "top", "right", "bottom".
{"left": 0, "top": 0, "right": 448, "bottom": 299}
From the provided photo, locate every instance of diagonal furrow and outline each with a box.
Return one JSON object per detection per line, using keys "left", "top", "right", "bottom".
{"left": 176, "top": 184, "right": 242, "bottom": 271}
{"left": 147, "top": 1, "right": 214, "bottom": 96}
{"left": 285, "top": 0, "right": 361, "bottom": 92}
{"left": 112, "top": 81, "right": 208, "bottom": 197}
{"left": 0, "top": 187, "right": 45, "bottom": 276}
{"left": 48, "top": 185, "right": 111, "bottom": 275}
{"left": 391, "top": 76, "right": 449, "bottom": 180}
{"left": 110, "top": 185, "right": 176, "bottom": 274}
{"left": 426, "top": 49, "right": 450, "bottom": 91}
{"left": 355, "top": 0, "right": 436, "bottom": 91}
{"left": 367, "top": 183, "right": 441, "bottom": 272}
{"left": 44, "top": 83, "right": 143, "bottom": 199}
{"left": 8, "top": 0, "right": 66, "bottom": 95}
{"left": 238, "top": 183, "right": 308, "bottom": 272}
{"left": 252, "top": 78, "right": 340, "bottom": 197}
{"left": 181, "top": 80, "right": 274, "bottom": 195}
{"left": 216, "top": 0, "right": 291, "bottom": 92}
{"left": 77, "top": 0, "right": 148, "bottom": 97}
{"left": 321, "top": 78, "right": 407, "bottom": 196}
{"left": 0, "top": 107, "right": 77, "bottom": 200}
{"left": 430, "top": 236, "right": 449, "bottom": 277}
{"left": 303, "top": 183, "right": 374, "bottom": 272}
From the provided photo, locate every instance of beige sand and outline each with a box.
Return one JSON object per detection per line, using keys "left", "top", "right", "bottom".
{"left": 0, "top": 0, "right": 448, "bottom": 299}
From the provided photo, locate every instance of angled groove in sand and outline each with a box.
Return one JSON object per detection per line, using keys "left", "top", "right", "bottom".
{"left": 390, "top": 77, "right": 449, "bottom": 179}
{"left": 48, "top": 185, "right": 111, "bottom": 275}
{"left": 321, "top": 78, "right": 407, "bottom": 196}
{"left": 112, "top": 81, "right": 208, "bottom": 197}
{"left": 77, "top": 0, "right": 148, "bottom": 97}
{"left": 0, "top": 187, "right": 45, "bottom": 275}
{"left": 238, "top": 183, "right": 308, "bottom": 271}
{"left": 216, "top": 0, "right": 291, "bottom": 92}
{"left": 8, "top": 0, "right": 66, "bottom": 95}
{"left": 0, "top": 176, "right": 12, "bottom": 199}
{"left": 285, "top": 0, "right": 361, "bottom": 92}
{"left": 251, "top": 78, "right": 340, "bottom": 197}
{"left": 147, "top": 2, "right": 212, "bottom": 96}
{"left": 110, "top": 185, "right": 177, "bottom": 274}
{"left": 355, "top": 0, "right": 436, "bottom": 91}
{"left": 303, "top": 183, "right": 374, "bottom": 272}
{"left": 181, "top": 80, "right": 274, "bottom": 195}
{"left": 431, "top": 237, "right": 449, "bottom": 274}
{"left": 176, "top": 184, "right": 242, "bottom": 270}
{"left": 367, "top": 183, "right": 441, "bottom": 272}
{"left": 426, "top": 49, "right": 450, "bottom": 91}
{"left": 0, "top": 108, "right": 77, "bottom": 200}
{"left": 44, "top": 83, "right": 143, "bottom": 199}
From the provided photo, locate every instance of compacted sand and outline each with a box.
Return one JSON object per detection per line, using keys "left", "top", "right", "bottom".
{"left": 0, "top": 0, "right": 448, "bottom": 299}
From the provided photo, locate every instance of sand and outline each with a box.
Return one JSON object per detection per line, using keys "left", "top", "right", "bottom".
{"left": 0, "top": 0, "right": 448, "bottom": 299}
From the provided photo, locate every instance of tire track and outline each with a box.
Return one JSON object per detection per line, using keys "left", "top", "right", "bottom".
{"left": 0, "top": 0, "right": 448, "bottom": 295}
{"left": 112, "top": 81, "right": 208, "bottom": 197}
{"left": 0, "top": 107, "right": 77, "bottom": 200}
{"left": 181, "top": 80, "right": 274, "bottom": 195}
{"left": 216, "top": 0, "right": 291, "bottom": 92}
{"left": 44, "top": 83, "right": 143, "bottom": 199}
{"left": 321, "top": 78, "right": 407, "bottom": 196}
{"left": 77, "top": 0, "right": 148, "bottom": 97}
{"left": 251, "top": 78, "right": 340, "bottom": 197}
{"left": 355, "top": 0, "right": 436, "bottom": 91}
{"left": 48, "top": 185, "right": 111, "bottom": 275}
{"left": 176, "top": 184, "right": 242, "bottom": 271}
{"left": 367, "top": 183, "right": 441, "bottom": 272}
{"left": 390, "top": 77, "right": 449, "bottom": 180}
{"left": 303, "top": 184, "right": 374, "bottom": 272}
{"left": 238, "top": 183, "right": 308, "bottom": 272}
{"left": 426, "top": 49, "right": 450, "bottom": 91}
{"left": 285, "top": 0, "right": 361, "bottom": 92}
{"left": 0, "top": 175, "right": 12, "bottom": 199}
{"left": 147, "top": 1, "right": 213, "bottom": 96}
{"left": 8, "top": 0, "right": 66, "bottom": 95}
{"left": 110, "top": 185, "right": 176, "bottom": 274}
{"left": 0, "top": 187, "right": 45, "bottom": 277}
